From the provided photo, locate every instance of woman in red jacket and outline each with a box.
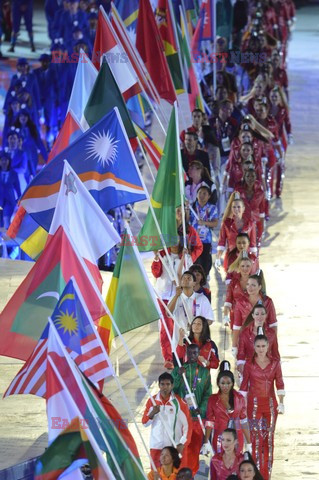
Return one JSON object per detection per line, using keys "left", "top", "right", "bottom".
{"left": 239, "top": 334, "right": 285, "bottom": 480}
{"left": 203, "top": 361, "right": 251, "bottom": 454}
{"left": 177, "top": 316, "right": 219, "bottom": 370}
{"left": 210, "top": 428, "right": 245, "bottom": 480}
{"left": 236, "top": 169, "right": 266, "bottom": 246}
{"left": 232, "top": 272, "right": 277, "bottom": 350}
{"left": 237, "top": 303, "right": 280, "bottom": 374}
{"left": 226, "top": 234, "right": 259, "bottom": 283}
{"left": 223, "top": 252, "right": 254, "bottom": 328}
{"left": 216, "top": 192, "right": 257, "bottom": 272}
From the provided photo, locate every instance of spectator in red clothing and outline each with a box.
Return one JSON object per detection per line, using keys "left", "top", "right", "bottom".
{"left": 176, "top": 315, "right": 219, "bottom": 370}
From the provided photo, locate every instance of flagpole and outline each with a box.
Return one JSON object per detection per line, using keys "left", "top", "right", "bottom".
{"left": 124, "top": 222, "right": 205, "bottom": 434}
{"left": 71, "top": 277, "right": 155, "bottom": 476}
{"left": 63, "top": 228, "right": 168, "bottom": 474}
{"left": 48, "top": 319, "right": 147, "bottom": 480}
{"left": 174, "top": 102, "right": 187, "bottom": 250}
{"left": 46, "top": 338, "right": 118, "bottom": 479}
{"left": 136, "top": 137, "right": 156, "bottom": 183}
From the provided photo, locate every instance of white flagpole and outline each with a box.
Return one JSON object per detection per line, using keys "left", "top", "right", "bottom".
{"left": 48, "top": 319, "right": 147, "bottom": 480}
{"left": 71, "top": 277, "right": 155, "bottom": 475}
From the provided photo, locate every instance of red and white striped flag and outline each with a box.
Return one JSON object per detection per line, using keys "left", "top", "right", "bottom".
{"left": 4, "top": 279, "right": 113, "bottom": 399}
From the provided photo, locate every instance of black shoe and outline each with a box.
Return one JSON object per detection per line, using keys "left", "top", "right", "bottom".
{"left": 8, "top": 45, "right": 15, "bottom": 53}
{"left": 31, "top": 43, "right": 36, "bottom": 52}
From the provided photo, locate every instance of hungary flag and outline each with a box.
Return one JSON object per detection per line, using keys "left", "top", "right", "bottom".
{"left": 0, "top": 226, "right": 105, "bottom": 361}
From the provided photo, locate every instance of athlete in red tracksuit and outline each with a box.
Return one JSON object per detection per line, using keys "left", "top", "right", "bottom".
{"left": 240, "top": 335, "right": 285, "bottom": 480}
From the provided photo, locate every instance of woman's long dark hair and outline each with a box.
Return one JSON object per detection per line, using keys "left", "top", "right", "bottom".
{"left": 161, "top": 446, "right": 181, "bottom": 469}
{"left": 189, "top": 316, "right": 211, "bottom": 344}
{"left": 217, "top": 361, "right": 235, "bottom": 410}
{"left": 239, "top": 453, "right": 264, "bottom": 480}
{"left": 15, "top": 114, "right": 38, "bottom": 140}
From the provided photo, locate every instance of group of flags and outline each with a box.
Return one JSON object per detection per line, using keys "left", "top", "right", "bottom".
{"left": 0, "top": 1, "right": 217, "bottom": 477}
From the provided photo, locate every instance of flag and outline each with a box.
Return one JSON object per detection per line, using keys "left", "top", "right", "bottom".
{"left": 4, "top": 278, "right": 112, "bottom": 398}
{"left": 7, "top": 205, "right": 48, "bottom": 259}
{"left": 20, "top": 109, "right": 145, "bottom": 230}
{"left": 137, "top": 104, "right": 183, "bottom": 251}
{"left": 136, "top": 0, "right": 176, "bottom": 104}
{"left": 191, "top": 0, "right": 214, "bottom": 58}
{"left": 98, "top": 228, "right": 161, "bottom": 351}
{"left": 127, "top": 93, "right": 146, "bottom": 129}
{"left": 34, "top": 417, "right": 111, "bottom": 480}
{"left": 0, "top": 226, "right": 106, "bottom": 361}
{"left": 49, "top": 161, "right": 121, "bottom": 264}
{"left": 67, "top": 49, "right": 98, "bottom": 128}
{"left": 111, "top": 4, "right": 161, "bottom": 104}
{"left": 92, "top": 7, "right": 141, "bottom": 102}
{"left": 46, "top": 330, "right": 145, "bottom": 479}
{"left": 48, "top": 111, "right": 83, "bottom": 163}
{"left": 113, "top": 0, "right": 139, "bottom": 39}
{"left": 134, "top": 123, "right": 162, "bottom": 170}
{"left": 83, "top": 61, "right": 136, "bottom": 138}
{"left": 179, "top": 6, "right": 204, "bottom": 111}
{"left": 157, "top": 0, "right": 185, "bottom": 93}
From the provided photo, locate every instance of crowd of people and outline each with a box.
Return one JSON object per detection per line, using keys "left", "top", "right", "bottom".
{"left": 146, "top": 0, "right": 295, "bottom": 479}
{"left": 0, "top": 0, "right": 296, "bottom": 479}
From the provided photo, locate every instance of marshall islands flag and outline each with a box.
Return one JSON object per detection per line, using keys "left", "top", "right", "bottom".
{"left": 20, "top": 108, "right": 146, "bottom": 231}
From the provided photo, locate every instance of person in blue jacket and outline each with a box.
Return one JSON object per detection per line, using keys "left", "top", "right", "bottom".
{"left": 0, "top": 151, "right": 21, "bottom": 229}
{"left": 34, "top": 53, "right": 59, "bottom": 144}
{"left": 14, "top": 105, "right": 48, "bottom": 176}
{"left": 5, "top": 128, "right": 28, "bottom": 194}
{"left": 57, "top": 0, "right": 88, "bottom": 50}
{"left": 8, "top": 0, "right": 35, "bottom": 52}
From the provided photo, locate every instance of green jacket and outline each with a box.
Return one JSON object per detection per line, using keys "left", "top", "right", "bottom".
{"left": 172, "top": 363, "right": 212, "bottom": 419}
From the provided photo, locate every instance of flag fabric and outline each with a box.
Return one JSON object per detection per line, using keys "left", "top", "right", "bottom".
{"left": 111, "top": 4, "right": 161, "bottom": 104}
{"left": 0, "top": 226, "right": 106, "bottom": 361}
{"left": 67, "top": 49, "right": 98, "bottom": 128}
{"left": 49, "top": 161, "right": 121, "bottom": 264}
{"left": 157, "top": 0, "right": 185, "bottom": 93}
{"left": 179, "top": 6, "right": 204, "bottom": 111}
{"left": 45, "top": 330, "right": 146, "bottom": 479}
{"left": 4, "top": 278, "right": 113, "bottom": 398}
{"left": 191, "top": 0, "right": 214, "bottom": 58}
{"left": 127, "top": 94, "right": 146, "bottom": 129}
{"left": 98, "top": 228, "right": 161, "bottom": 351}
{"left": 136, "top": 0, "right": 176, "bottom": 104}
{"left": 83, "top": 61, "right": 136, "bottom": 138}
{"left": 113, "top": 0, "right": 139, "bottom": 38}
{"left": 20, "top": 109, "right": 145, "bottom": 230}
{"left": 34, "top": 417, "right": 110, "bottom": 480}
{"left": 92, "top": 7, "right": 141, "bottom": 102}
{"left": 134, "top": 123, "right": 162, "bottom": 170}
{"left": 137, "top": 104, "right": 183, "bottom": 251}
{"left": 7, "top": 206, "right": 48, "bottom": 259}
{"left": 48, "top": 111, "right": 83, "bottom": 163}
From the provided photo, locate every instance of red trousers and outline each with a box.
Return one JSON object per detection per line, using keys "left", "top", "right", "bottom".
{"left": 184, "top": 419, "right": 203, "bottom": 476}
{"left": 158, "top": 300, "right": 174, "bottom": 362}
{"left": 248, "top": 396, "right": 278, "bottom": 480}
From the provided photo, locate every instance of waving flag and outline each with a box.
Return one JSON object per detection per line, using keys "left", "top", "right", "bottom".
{"left": 113, "top": 0, "right": 139, "bottom": 39}
{"left": 191, "top": 0, "right": 214, "bottom": 57}
{"left": 34, "top": 417, "right": 113, "bottom": 480}
{"left": 111, "top": 4, "right": 160, "bottom": 104}
{"left": 137, "top": 104, "right": 184, "bottom": 251}
{"left": 4, "top": 279, "right": 113, "bottom": 398}
{"left": 45, "top": 330, "right": 146, "bottom": 479}
{"left": 136, "top": 0, "right": 176, "bottom": 104}
{"left": 67, "top": 49, "right": 98, "bottom": 128}
{"left": 20, "top": 108, "right": 146, "bottom": 230}
{"left": 134, "top": 123, "right": 162, "bottom": 170}
{"left": 92, "top": 7, "right": 141, "bottom": 102}
{"left": 157, "top": 0, "right": 185, "bottom": 93}
{"left": 48, "top": 111, "right": 83, "bottom": 163}
{"left": 0, "top": 227, "right": 106, "bottom": 361}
